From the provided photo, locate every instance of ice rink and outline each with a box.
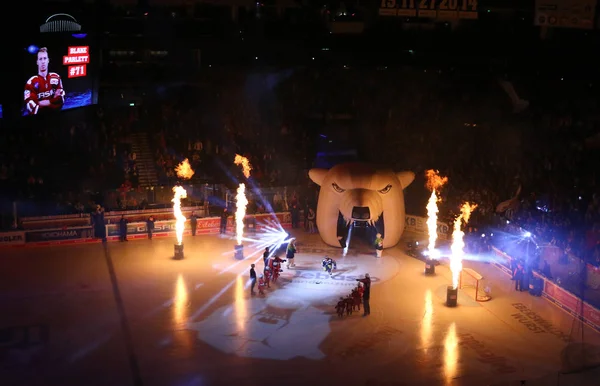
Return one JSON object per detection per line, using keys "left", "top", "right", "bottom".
{"left": 1, "top": 229, "right": 600, "bottom": 386}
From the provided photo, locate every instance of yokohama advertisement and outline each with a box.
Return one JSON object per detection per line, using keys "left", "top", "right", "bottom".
{"left": 25, "top": 227, "right": 92, "bottom": 243}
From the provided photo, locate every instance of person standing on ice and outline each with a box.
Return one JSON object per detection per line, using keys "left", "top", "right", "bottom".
{"left": 286, "top": 239, "right": 297, "bottom": 268}
{"left": 249, "top": 264, "right": 257, "bottom": 296}
{"left": 374, "top": 233, "right": 384, "bottom": 258}
{"left": 146, "top": 216, "right": 155, "bottom": 240}
{"left": 356, "top": 274, "right": 371, "bottom": 316}
{"left": 119, "top": 215, "right": 128, "bottom": 242}
{"left": 189, "top": 211, "right": 198, "bottom": 236}
{"left": 263, "top": 247, "right": 270, "bottom": 267}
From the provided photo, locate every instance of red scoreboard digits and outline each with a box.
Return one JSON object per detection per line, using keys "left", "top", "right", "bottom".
{"left": 63, "top": 46, "right": 89, "bottom": 79}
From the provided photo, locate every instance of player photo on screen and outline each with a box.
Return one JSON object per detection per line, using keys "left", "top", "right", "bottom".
{"left": 22, "top": 40, "right": 92, "bottom": 116}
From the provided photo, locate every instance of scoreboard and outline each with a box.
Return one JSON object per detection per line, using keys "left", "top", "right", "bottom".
{"left": 379, "top": 0, "right": 479, "bottom": 19}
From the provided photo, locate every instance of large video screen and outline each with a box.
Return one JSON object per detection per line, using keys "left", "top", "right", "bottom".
{"left": 0, "top": 104, "right": 3, "bottom": 119}
{"left": 22, "top": 36, "right": 93, "bottom": 116}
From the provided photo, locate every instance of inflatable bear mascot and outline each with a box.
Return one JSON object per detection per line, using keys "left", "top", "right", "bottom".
{"left": 309, "top": 163, "right": 414, "bottom": 249}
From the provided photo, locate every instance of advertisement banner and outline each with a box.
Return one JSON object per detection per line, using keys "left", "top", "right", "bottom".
{"left": 105, "top": 212, "right": 293, "bottom": 238}
{"left": 404, "top": 214, "right": 450, "bottom": 239}
{"left": 543, "top": 279, "right": 600, "bottom": 332}
{"left": 106, "top": 220, "right": 178, "bottom": 237}
{"left": 491, "top": 247, "right": 514, "bottom": 276}
{"left": 25, "top": 227, "right": 92, "bottom": 243}
{"left": 0, "top": 231, "right": 26, "bottom": 246}
{"left": 544, "top": 280, "right": 583, "bottom": 313}
{"left": 535, "top": 0, "right": 596, "bottom": 29}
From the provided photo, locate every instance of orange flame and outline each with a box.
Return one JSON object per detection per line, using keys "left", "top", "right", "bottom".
{"left": 175, "top": 158, "right": 195, "bottom": 179}
{"left": 450, "top": 202, "right": 478, "bottom": 289}
{"left": 425, "top": 169, "right": 448, "bottom": 192}
{"left": 172, "top": 160, "right": 195, "bottom": 245}
{"left": 234, "top": 155, "right": 252, "bottom": 245}
{"left": 234, "top": 154, "right": 252, "bottom": 179}
{"left": 172, "top": 186, "right": 187, "bottom": 245}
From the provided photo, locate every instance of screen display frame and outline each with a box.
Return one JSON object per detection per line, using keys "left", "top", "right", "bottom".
{"left": 22, "top": 34, "right": 94, "bottom": 116}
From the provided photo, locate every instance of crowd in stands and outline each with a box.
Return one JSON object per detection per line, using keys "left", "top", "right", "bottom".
{"left": 1, "top": 43, "right": 599, "bottom": 276}
{"left": 0, "top": 107, "right": 149, "bottom": 225}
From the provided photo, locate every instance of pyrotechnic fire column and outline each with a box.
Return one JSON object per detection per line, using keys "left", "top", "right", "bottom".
{"left": 233, "top": 154, "right": 252, "bottom": 260}
{"left": 171, "top": 159, "right": 195, "bottom": 260}
{"left": 172, "top": 184, "right": 188, "bottom": 260}
{"left": 424, "top": 258, "right": 436, "bottom": 275}
{"left": 234, "top": 244, "right": 244, "bottom": 260}
{"left": 174, "top": 243, "right": 184, "bottom": 260}
{"left": 446, "top": 202, "right": 477, "bottom": 308}
{"left": 446, "top": 286, "right": 458, "bottom": 307}
{"left": 424, "top": 170, "right": 448, "bottom": 276}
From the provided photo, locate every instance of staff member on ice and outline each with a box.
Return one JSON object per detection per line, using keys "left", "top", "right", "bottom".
{"left": 146, "top": 216, "right": 155, "bottom": 239}
{"left": 356, "top": 274, "right": 371, "bottom": 316}
{"left": 119, "top": 215, "right": 128, "bottom": 242}
{"left": 189, "top": 211, "right": 198, "bottom": 236}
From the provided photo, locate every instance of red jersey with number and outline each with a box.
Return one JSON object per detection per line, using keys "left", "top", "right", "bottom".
{"left": 24, "top": 72, "right": 65, "bottom": 115}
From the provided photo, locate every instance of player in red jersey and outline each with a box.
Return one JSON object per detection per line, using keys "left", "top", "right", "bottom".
{"left": 24, "top": 47, "right": 65, "bottom": 115}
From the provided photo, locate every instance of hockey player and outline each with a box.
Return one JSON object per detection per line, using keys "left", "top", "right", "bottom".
{"left": 322, "top": 256, "right": 337, "bottom": 277}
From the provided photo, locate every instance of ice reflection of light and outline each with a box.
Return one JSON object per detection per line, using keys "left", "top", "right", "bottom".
{"left": 443, "top": 322, "right": 459, "bottom": 383}
{"left": 421, "top": 289, "right": 433, "bottom": 353}
{"left": 190, "top": 219, "right": 289, "bottom": 322}
{"left": 174, "top": 274, "right": 189, "bottom": 329}
{"left": 234, "top": 275, "right": 248, "bottom": 334}
{"left": 190, "top": 262, "right": 259, "bottom": 321}
{"left": 343, "top": 224, "right": 353, "bottom": 256}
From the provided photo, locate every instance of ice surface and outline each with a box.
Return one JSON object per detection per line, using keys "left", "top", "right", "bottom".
{"left": 1, "top": 230, "right": 599, "bottom": 386}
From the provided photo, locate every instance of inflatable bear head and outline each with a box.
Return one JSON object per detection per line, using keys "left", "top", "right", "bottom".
{"left": 309, "top": 163, "right": 414, "bottom": 249}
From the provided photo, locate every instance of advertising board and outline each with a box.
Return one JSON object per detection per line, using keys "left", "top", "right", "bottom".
{"left": 105, "top": 212, "right": 292, "bottom": 238}
{"left": 0, "top": 231, "right": 26, "bottom": 246}
{"left": 25, "top": 227, "right": 92, "bottom": 243}
{"left": 535, "top": 0, "right": 596, "bottom": 29}
{"left": 404, "top": 214, "right": 449, "bottom": 239}
{"left": 490, "top": 246, "right": 600, "bottom": 333}
{"left": 543, "top": 279, "right": 600, "bottom": 332}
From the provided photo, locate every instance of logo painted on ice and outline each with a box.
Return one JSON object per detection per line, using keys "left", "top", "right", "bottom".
{"left": 188, "top": 298, "right": 329, "bottom": 360}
